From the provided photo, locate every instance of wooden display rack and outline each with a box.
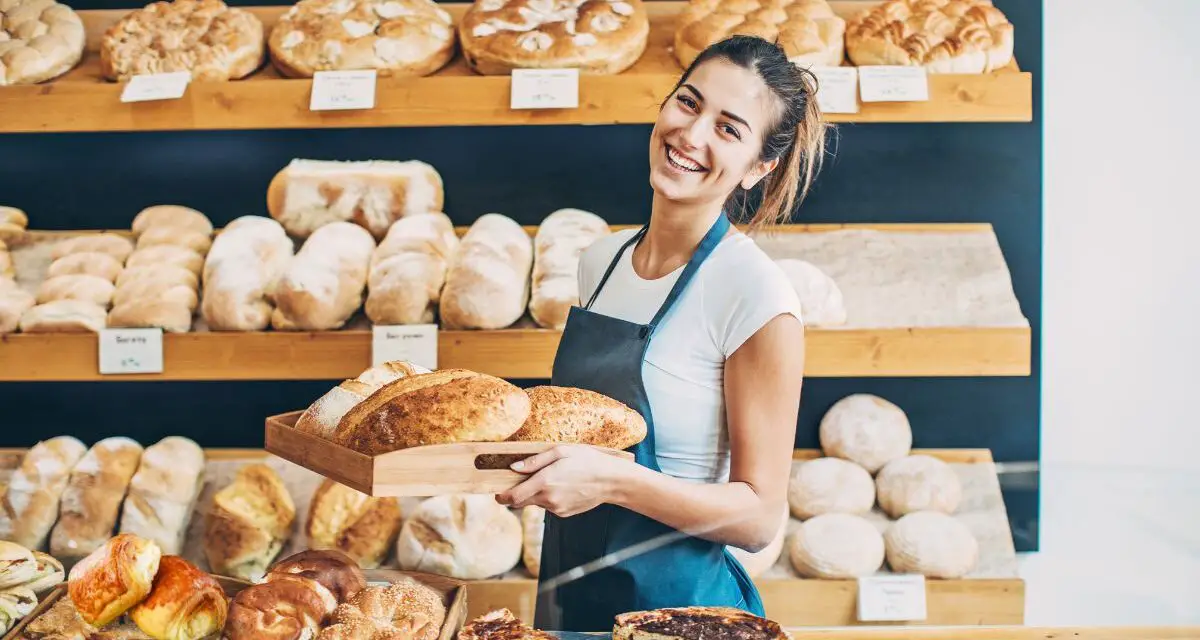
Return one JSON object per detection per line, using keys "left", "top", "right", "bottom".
{"left": 0, "top": 1, "right": 1033, "bottom": 134}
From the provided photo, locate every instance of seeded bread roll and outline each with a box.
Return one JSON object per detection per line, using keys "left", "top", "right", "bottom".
{"left": 507, "top": 385, "right": 646, "bottom": 449}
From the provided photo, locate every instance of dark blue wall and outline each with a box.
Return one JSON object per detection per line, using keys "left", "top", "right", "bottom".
{"left": 0, "top": 0, "right": 1042, "bottom": 550}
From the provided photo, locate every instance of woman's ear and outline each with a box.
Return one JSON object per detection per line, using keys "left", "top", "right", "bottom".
{"left": 741, "top": 157, "right": 781, "bottom": 191}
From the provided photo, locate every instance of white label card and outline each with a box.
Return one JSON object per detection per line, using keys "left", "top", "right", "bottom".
{"left": 858, "top": 66, "right": 930, "bottom": 103}
{"left": 120, "top": 72, "right": 191, "bottom": 103}
{"left": 857, "top": 575, "right": 928, "bottom": 622}
{"left": 98, "top": 328, "right": 164, "bottom": 375}
{"left": 808, "top": 66, "right": 859, "bottom": 114}
{"left": 372, "top": 324, "right": 438, "bottom": 371}
{"left": 510, "top": 69, "right": 579, "bottom": 110}
{"left": 310, "top": 70, "right": 377, "bottom": 111}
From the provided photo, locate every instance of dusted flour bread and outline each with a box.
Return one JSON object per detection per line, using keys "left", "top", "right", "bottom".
{"left": 819, "top": 393, "right": 912, "bottom": 474}
{"left": 269, "top": 0, "right": 457, "bottom": 78}
{"left": 117, "top": 436, "right": 206, "bottom": 555}
{"left": 439, "top": 213, "right": 533, "bottom": 329}
{"left": 295, "top": 360, "right": 430, "bottom": 440}
{"left": 128, "top": 555, "right": 228, "bottom": 640}
{"left": 201, "top": 215, "right": 295, "bottom": 331}
{"left": 306, "top": 478, "right": 403, "bottom": 569}
{"left": 775, "top": 258, "right": 846, "bottom": 327}
{"left": 271, "top": 222, "right": 376, "bottom": 331}
{"left": 787, "top": 456, "right": 875, "bottom": 520}
{"left": 50, "top": 437, "right": 145, "bottom": 564}
{"left": 875, "top": 454, "right": 962, "bottom": 518}
{"left": 131, "top": 205, "right": 215, "bottom": 238}
{"left": 317, "top": 577, "right": 446, "bottom": 640}
{"left": 19, "top": 300, "right": 108, "bottom": 333}
{"left": 728, "top": 503, "right": 788, "bottom": 577}
{"left": 845, "top": 0, "right": 1015, "bottom": 73}
{"left": 0, "top": 284, "right": 35, "bottom": 334}
{"left": 203, "top": 463, "right": 296, "bottom": 581}
{"left": 884, "top": 510, "right": 978, "bottom": 578}
{"left": 0, "top": 0, "right": 86, "bottom": 85}
{"left": 366, "top": 212, "right": 460, "bottom": 325}
{"left": 100, "top": 0, "right": 266, "bottom": 82}
{"left": 614, "top": 607, "right": 788, "bottom": 640}
{"left": 459, "top": 0, "right": 650, "bottom": 75}
{"left": 46, "top": 252, "right": 124, "bottom": 283}
{"left": 788, "top": 512, "right": 884, "bottom": 579}
{"left": 0, "top": 436, "right": 87, "bottom": 550}
{"left": 267, "top": 159, "right": 445, "bottom": 239}
{"left": 674, "top": 0, "right": 844, "bottom": 69}
{"left": 529, "top": 208, "right": 610, "bottom": 329}
{"left": 50, "top": 233, "right": 134, "bottom": 263}
{"left": 66, "top": 532, "right": 163, "bottom": 627}
{"left": 395, "top": 494, "right": 522, "bottom": 579}
{"left": 508, "top": 385, "right": 647, "bottom": 449}
{"left": 520, "top": 506, "right": 544, "bottom": 577}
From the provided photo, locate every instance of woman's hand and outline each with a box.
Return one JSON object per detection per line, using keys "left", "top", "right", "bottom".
{"left": 495, "top": 445, "right": 637, "bottom": 518}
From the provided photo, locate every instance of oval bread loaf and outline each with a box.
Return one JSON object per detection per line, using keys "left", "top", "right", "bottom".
{"left": 271, "top": 222, "right": 376, "bottom": 331}
{"left": 394, "top": 494, "right": 522, "bottom": 580}
{"left": 884, "top": 511, "right": 978, "bottom": 578}
{"left": 365, "top": 212, "right": 460, "bottom": 325}
{"left": 439, "top": 213, "right": 532, "bottom": 330}
{"left": 50, "top": 234, "right": 134, "bottom": 263}
{"left": 19, "top": 300, "right": 107, "bottom": 333}
{"left": 507, "top": 385, "right": 647, "bottom": 450}
{"left": 875, "top": 454, "right": 962, "bottom": 518}
{"left": 295, "top": 361, "right": 431, "bottom": 440}
{"left": 529, "top": 208, "right": 610, "bottom": 330}
{"left": 788, "top": 513, "right": 884, "bottom": 579}
{"left": 47, "top": 252, "right": 124, "bottom": 283}
{"left": 135, "top": 226, "right": 214, "bottom": 255}
{"left": 126, "top": 245, "right": 205, "bottom": 276}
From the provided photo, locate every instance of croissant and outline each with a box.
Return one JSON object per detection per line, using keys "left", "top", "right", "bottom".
{"left": 130, "top": 555, "right": 228, "bottom": 640}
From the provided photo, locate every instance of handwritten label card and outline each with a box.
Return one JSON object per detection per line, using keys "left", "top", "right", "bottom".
{"left": 858, "top": 66, "right": 930, "bottom": 103}
{"left": 372, "top": 324, "right": 438, "bottom": 371}
{"left": 510, "top": 69, "right": 579, "bottom": 110}
{"left": 99, "top": 328, "right": 164, "bottom": 375}
{"left": 857, "top": 575, "right": 928, "bottom": 622}
{"left": 120, "top": 72, "right": 191, "bottom": 103}
{"left": 310, "top": 70, "right": 378, "bottom": 111}
{"left": 808, "top": 66, "right": 859, "bottom": 114}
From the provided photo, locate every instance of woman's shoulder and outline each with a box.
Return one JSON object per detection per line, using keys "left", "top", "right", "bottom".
{"left": 707, "top": 233, "right": 797, "bottom": 293}
{"left": 702, "top": 233, "right": 804, "bottom": 355}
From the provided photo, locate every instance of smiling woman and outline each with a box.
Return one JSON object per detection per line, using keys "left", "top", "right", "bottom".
{"left": 494, "top": 35, "right": 826, "bottom": 632}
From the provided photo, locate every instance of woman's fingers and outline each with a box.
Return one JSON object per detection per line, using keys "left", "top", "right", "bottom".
{"left": 497, "top": 471, "right": 547, "bottom": 508}
{"left": 510, "top": 444, "right": 570, "bottom": 474}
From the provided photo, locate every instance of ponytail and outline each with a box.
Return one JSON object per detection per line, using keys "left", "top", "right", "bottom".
{"left": 750, "top": 69, "right": 827, "bottom": 230}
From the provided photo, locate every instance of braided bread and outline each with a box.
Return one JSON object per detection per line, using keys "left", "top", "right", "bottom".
{"left": 0, "top": 0, "right": 85, "bottom": 85}
{"left": 845, "top": 0, "right": 1014, "bottom": 74}
{"left": 674, "top": 0, "right": 844, "bottom": 69}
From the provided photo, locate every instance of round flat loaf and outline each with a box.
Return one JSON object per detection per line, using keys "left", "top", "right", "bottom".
{"left": 875, "top": 454, "right": 962, "bottom": 518}
{"left": 775, "top": 258, "right": 846, "bottom": 327}
{"left": 788, "top": 513, "right": 883, "bottom": 579}
{"left": 674, "top": 0, "right": 844, "bottom": 69}
{"left": 270, "top": 0, "right": 456, "bottom": 78}
{"left": 818, "top": 393, "right": 912, "bottom": 474}
{"left": 395, "top": 494, "right": 522, "bottom": 580}
{"left": 100, "top": 0, "right": 266, "bottom": 82}
{"left": 459, "top": 0, "right": 650, "bottom": 75}
{"left": 787, "top": 456, "right": 875, "bottom": 520}
{"left": 0, "top": 0, "right": 86, "bottom": 85}
{"left": 131, "top": 205, "right": 214, "bottom": 238}
{"left": 845, "top": 0, "right": 1014, "bottom": 74}
{"left": 507, "top": 385, "right": 647, "bottom": 449}
{"left": 884, "top": 511, "right": 977, "bottom": 578}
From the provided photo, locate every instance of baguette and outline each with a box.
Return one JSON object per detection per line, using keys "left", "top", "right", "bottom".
{"left": 35, "top": 274, "right": 115, "bottom": 307}
{"left": 50, "top": 437, "right": 145, "bottom": 564}
{"left": 19, "top": 300, "right": 107, "bottom": 333}
{"left": 529, "top": 209, "right": 611, "bottom": 329}
{"left": 365, "top": 212, "right": 460, "bottom": 325}
{"left": 439, "top": 213, "right": 533, "bottom": 330}
{"left": 50, "top": 234, "right": 134, "bottom": 263}
{"left": 270, "top": 222, "right": 376, "bottom": 331}
{"left": 295, "top": 361, "right": 431, "bottom": 440}
{"left": 46, "top": 252, "right": 124, "bottom": 283}
{"left": 0, "top": 436, "right": 88, "bottom": 550}
{"left": 131, "top": 205, "right": 214, "bottom": 238}
{"left": 201, "top": 216, "right": 295, "bottom": 331}
{"left": 508, "top": 386, "right": 647, "bottom": 450}
{"left": 203, "top": 463, "right": 295, "bottom": 581}
{"left": 118, "top": 437, "right": 206, "bottom": 555}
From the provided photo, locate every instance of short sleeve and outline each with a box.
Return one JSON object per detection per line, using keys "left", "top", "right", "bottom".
{"left": 704, "top": 254, "right": 804, "bottom": 357}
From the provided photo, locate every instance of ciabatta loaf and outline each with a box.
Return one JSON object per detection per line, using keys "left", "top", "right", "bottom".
{"left": 0, "top": 436, "right": 88, "bottom": 550}
{"left": 50, "top": 437, "right": 145, "bottom": 564}
{"left": 267, "top": 159, "right": 445, "bottom": 239}
{"left": 508, "top": 386, "right": 646, "bottom": 450}
{"left": 117, "top": 436, "right": 206, "bottom": 555}
{"left": 439, "top": 213, "right": 532, "bottom": 330}
{"left": 613, "top": 607, "right": 789, "bottom": 640}
{"left": 200, "top": 215, "right": 295, "bottom": 331}
{"left": 305, "top": 478, "right": 403, "bottom": 569}
{"left": 294, "top": 360, "right": 430, "bottom": 440}
{"left": 529, "top": 208, "right": 609, "bottom": 329}
{"left": 131, "top": 205, "right": 215, "bottom": 238}
{"left": 334, "top": 369, "right": 531, "bottom": 455}
{"left": 365, "top": 212, "right": 460, "bottom": 325}
{"left": 271, "top": 221, "right": 376, "bottom": 331}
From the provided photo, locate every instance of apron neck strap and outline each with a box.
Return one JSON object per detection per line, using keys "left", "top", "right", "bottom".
{"left": 647, "top": 212, "right": 729, "bottom": 332}
{"left": 583, "top": 226, "right": 647, "bottom": 311}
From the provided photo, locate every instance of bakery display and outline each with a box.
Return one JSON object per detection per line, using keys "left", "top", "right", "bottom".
{"left": 365, "top": 212, "right": 460, "bottom": 326}
{"left": 306, "top": 479, "right": 403, "bottom": 569}
{"left": 0, "top": 435, "right": 87, "bottom": 550}
{"left": 674, "top": 0, "right": 844, "bottom": 69}
{"left": 439, "top": 213, "right": 533, "bottom": 330}
{"left": 459, "top": 0, "right": 650, "bottom": 75}
{"left": 294, "top": 360, "right": 431, "bottom": 440}
{"left": 66, "top": 533, "right": 162, "bottom": 627}
{"left": 875, "top": 454, "right": 963, "bottom": 518}
{"left": 99, "top": 0, "right": 266, "bottom": 82}
{"left": 203, "top": 463, "right": 296, "bottom": 581}
{"left": 0, "top": 0, "right": 86, "bottom": 86}
{"left": 271, "top": 221, "right": 377, "bottom": 331}
{"left": 613, "top": 607, "right": 789, "bottom": 640}
{"left": 128, "top": 554, "right": 228, "bottom": 640}
{"left": 460, "top": 608, "right": 554, "bottom": 640}
{"left": 786, "top": 456, "right": 875, "bottom": 520}
{"left": 269, "top": 0, "right": 457, "bottom": 78}
{"left": 507, "top": 385, "right": 647, "bottom": 449}
{"left": 818, "top": 393, "right": 913, "bottom": 474}
{"left": 267, "top": 159, "right": 445, "bottom": 240}
{"left": 528, "top": 208, "right": 610, "bottom": 330}
{"left": 50, "top": 437, "right": 145, "bottom": 564}
{"left": 317, "top": 576, "right": 445, "bottom": 640}
{"left": 110, "top": 207, "right": 212, "bottom": 333}
{"left": 845, "top": 0, "right": 1015, "bottom": 74}
{"left": 884, "top": 510, "right": 979, "bottom": 578}
{"left": 394, "top": 494, "right": 522, "bottom": 580}
{"left": 117, "top": 437, "right": 206, "bottom": 556}
{"left": 775, "top": 258, "right": 847, "bottom": 327}
{"left": 787, "top": 512, "right": 884, "bottom": 579}
{"left": 200, "top": 215, "right": 295, "bottom": 331}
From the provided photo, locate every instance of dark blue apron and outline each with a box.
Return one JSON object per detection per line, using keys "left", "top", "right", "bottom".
{"left": 533, "top": 212, "right": 764, "bottom": 632}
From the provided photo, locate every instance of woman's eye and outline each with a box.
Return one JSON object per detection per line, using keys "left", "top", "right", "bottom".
{"left": 678, "top": 95, "right": 697, "bottom": 110}
{"left": 721, "top": 124, "right": 741, "bottom": 140}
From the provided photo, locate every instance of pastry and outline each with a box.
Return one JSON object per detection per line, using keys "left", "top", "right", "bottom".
{"left": 118, "top": 436, "right": 206, "bottom": 556}
{"left": 46, "top": 252, "right": 125, "bottom": 283}
{"left": 317, "top": 577, "right": 446, "bottom": 640}
{"left": 787, "top": 512, "right": 884, "bottom": 579}
{"left": 0, "top": 586, "right": 36, "bottom": 633}
{"left": 129, "top": 555, "right": 228, "bottom": 640}
{"left": 0, "top": 0, "right": 86, "bottom": 85}
{"left": 439, "top": 213, "right": 533, "bottom": 330}
{"left": 365, "top": 212, "right": 460, "bottom": 325}
{"left": 394, "top": 494, "right": 522, "bottom": 580}
{"left": 203, "top": 463, "right": 295, "bottom": 581}
{"left": 18, "top": 300, "right": 108, "bottom": 332}
{"left": 875, "top": 454, "right": 962, "bottom": 518}
{"left": 613, "top": 607, "right": 788, "bottom": 640}
{"left": 100, "top": 0, "right": 266, "bottom": 82}
{"left": 50, "top": 436, "right": 145, "bottom": 564}
{"left": 266, "top": 549, "right": 367, "bottom": 604}
{"left": 459, "top": 0, "right": 650, "bottom": 75}
{"left": 818, "top": 393, "right": 912, "bottom": 474}
{"left": 674, "top": 0, "right": 844, "bottom": 69}
{"left": 507, "top": 385, "right": 646, "bottom": 449}
{"left": 66, "top": 532, "right": 163, "bottom": 627}
{"left": 306, "top": 479, "right": 403, "bottom": 569}
{"left": 884, "top": 511, "right": 978, "bottom": 578}
{"left": 131, "top": 205, "right": 215, "bottom": 238}
{"left": 0, "top": 541, "right": 37, "bottom": 589}
{"left": 200, "top": 215, "right": 295, "bottom": 331}
{"left": 775, "top": 258, "right": 846, "bottom": 326}
{"left": 0, "top": 435, "right": 87, "bottom": 550}
{"left": 270, "top": 221, "right": 376, "bottom": 331}
{"left": 528, "top": 208, "right": 610, "bottom": 329}
{"left": 787, "top": 456, "right": 875, "bottom": 520}
{"left": 845, "top": 0, "right": 1014, "bottom": 73}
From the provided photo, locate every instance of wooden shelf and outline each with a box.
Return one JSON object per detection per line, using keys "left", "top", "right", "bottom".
{"left": 0, "top": 2, "right": 1033, "bottom": 133}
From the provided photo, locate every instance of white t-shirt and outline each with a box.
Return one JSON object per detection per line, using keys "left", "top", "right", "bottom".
{"left": 577, "top": 228, "right": 804, "bottom": 483}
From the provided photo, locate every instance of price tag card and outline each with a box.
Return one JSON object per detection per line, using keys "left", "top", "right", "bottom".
{"left": 310, "top": 70, "right": 377, "bottom": 111}
{"left": 510, "top": 69, "right": 579, "bottom": 110}
{"left": 808, "top": 66, "right": 859, "bottom": 114}
{"left": 372, "top": 324, "right": 438, "bottom": 371}
{"left": 858, "top": 66, "right": 930, "bottom": 103}
{"left": 98, "top": 328, "right": 164, "bottom": 375}
{"left": 120, "top": 72, "right": 191, "bottom": 103}
{"left": 857, "top": 575, "right": 927, "bottom": 622}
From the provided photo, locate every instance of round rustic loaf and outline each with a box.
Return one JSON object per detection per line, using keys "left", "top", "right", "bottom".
{"left": 787, "top": 457, "right": 875, "bottom": 520}
{"left": 884, "top": 511, "right": 978, "bottom": 578}
{"left": 728, "top": 503, "right": 789, "bottom": 577}
{"left": 788, "top": 513, "right": 883, "bottom": 579}
{"left": 674, "top": 0, "right": 845, "bottom": 69}
{"left": 875, "top": 454, "right": 962, "bottom": 518}
{"left": 775, "top": 259, "right": 847, "bottom": 327}
{"left": 395, "top": 494, "right": 522, "bottom": 580}
{"left": 818, "top": 394, "right": 912, "bottom": 474}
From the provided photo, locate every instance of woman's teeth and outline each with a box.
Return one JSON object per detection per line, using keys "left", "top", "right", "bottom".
{"left": 667, "top": 146, "right": 704, "bottom": 172}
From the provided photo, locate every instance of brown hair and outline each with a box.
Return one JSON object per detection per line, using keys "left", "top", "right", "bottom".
{"left": 668, "top": 35, "right": 831, "bottom": 230}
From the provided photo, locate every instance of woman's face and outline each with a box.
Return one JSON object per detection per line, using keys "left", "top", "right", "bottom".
{"left": 649, "top": 58, "right": 780, "bottom": 206}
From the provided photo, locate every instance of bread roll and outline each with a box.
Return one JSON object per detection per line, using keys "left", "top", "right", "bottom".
{"left": 118, "top": 437, "right": 206, "bottom": 556}
{"left": 203, "top": 463, "right": 295, "bottom": 581}
{"left": 819, "top": 394, "right": 912, "bottom": 474}
{"left": 395, "top": 494, "right": 521, "bottom": 579}
{"left": 46, "top": 252, "right": 124, "bottom": 283}
{"left": 787, "top": 457, "right": 876, "bottom": 520}
{"left": 508, "top": 385, "right": 647, "bottom": 450}
{"left": 35, "top": 274, "right": 115, "bottom": 307}
{"left": 132, "top": 205, "right": 215, "bottom": 238}
{"left": 334, "top": 369, "right": 531, "bottom": 456}
{"left": 136, "top": 227, "right": 214, "bottom": 256}
{"left": 317, "top": 578, "right": 446, "bottom": 640}
{"left": 126, "top": 245, "right": 205, "bottom": 276}
{"left": 0, "top": 244, "right": 12, "bottom": 279}
{"left": 112, "top": 281, "right": 199, "bottom": 312}
{"left": 0, "top": 435, "right": 87, "bottom": 551}
{"left": 0, "top": 207, "right": 27, "bottom": 229}
{"left": 788, "top": 513, "right": 884, "bottom": 579}
{"left": 223, "top": 578, "right": 331, "bottom": 640}
{"left": 365, "top": 212, "right": 460, "bottom": 325}
{"left": 529, "top": 209, "right": 610, "bottom": 329}
{"left": 266, "top": 159, "right": 445, "bottom": 239}
{"left": 116, "top": 265, "right": 199, "bottom": 291}
{"left": 306, "top": 479, "right": 403, "bottom": 569}
{"left": 201, "top": 216, "right": 295, "bottom": 331}
{"left": 0, "top": 287, "right": 36, "bottom": 334}
{"left": 50, "top": 233, "right": 134, "bottom": 263}
{"left": 439, "top": 213, "right": 533, "bottom": 329}
{"left": 270, "top": 221, "right": 376, "bottom": 331}
{"left": 875, "top": 455, "right": 962, "bottom": 518}
{"left": 50, "top": 437, "right": 145, "bottom": 563}
{"left": 883, "top": 511, "right": 978, "bottom": 579}
{"left": 67, "top": 532, "right": 163, "bottom": 627}
{"left": 521, "top": 506, "right": 544, "bottom": 578}
{"left": 129, "top": 555, "right": 228, "bottom": 640}
{"left": 0, "top": 541, "right": 37, "bottom": 589}
{"left": 266, "top": 549, "right": 367, "bottom": 604}
{"left": 108, "top": 300, "right": 194, "bottom": 333}
{"left": 19, "top": 300, "right": 108, "bottom": 333}
{"left": 294, "top": 361, "right": 430, "bottom": 440}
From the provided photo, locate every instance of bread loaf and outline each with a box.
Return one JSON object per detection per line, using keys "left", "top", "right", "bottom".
{"left": 294, "top": 361, "right": 430, "bottom": 440}
{"left": 46, "top": 252, "right": 124, "bottom": 283}
{"left": 50, "top": 234, "right": 134, "bottom": 263}
{"left": 0, "top": 435, "right": 87, "bottom": 551}
{"left": 107, "top": 299, "right": 194, "bottom": 333}
{"left": 66, "top": 533, "right": 162, "bottom": 627}
{"left": 203, "top": 463, "right": 295, "bottom": 581}
{"left": 508, "top": 385, "right": 646, "bottom": 449}
{"left": 50, "top": 437, "right": 145, "bottom": 564}
{"left": 788, "top": 513, "right": 884, "bottom": 579}
{"left": 118, "top": 437, "right": 206, "bottom": 556}
{"left": 875, "top": 455, "right": 962, "bottom": 518}
{"left": 129, "top": 555, "right": 228, "bottom": 640}
{"left": 439, "top": 213, "right": 532, "bottom": 329}
{"left": 787, "top": 457, "right": 875, "bottom": 520}
{"left": 353, "top": 359, "right": 431, "bottom": 387}
{"left": 306, "top": 479, "right": 403, "bottom": 569}
{"left": 883, "top": 511, "right": 978, "bottom": 578}
{"left": 201, "top": 216, "right": 295, "bottom": 331}
{"left": 35, "top": 274, "right": 115, "bottom": 307}
{"left": 334, "top": 369, "right": 531, "bottom": 455}
{"left": 126, "top": 245, "right": 205, "bottom": 276}
{"left": 136, "top": 226, "right": 214, "bottom": 255}
{"left": 0, "top": 286, "right": 35, "bottom": 334}
{"left": 395, "top": 494, "right": 522, "bottom": 579}
{"left": 775, "top": 258, "right": 847, "bottom": 327}
{"left": 266, "top": 159, "right": 445, "bottom": 239}
{"left": 131, "top": 205, "right": 214, "bottom": 238}
{"left": 270, "top": 221, "right": 376, "bottom": 331}
{"left": 521, "top": 506, "right": 544, "bottom": 578}
{"left": 365, "top": 212, "right": 460, "bottom": 325}
{"left": 529, "top": 209, "right": 610, "bottom": 329}
{"left": 818, "top": 394, "right": 912, "bottom": 474}
{"left": 317, "top": 578, "right": 446, "bottom": 640}
{"left": 112, "top": 280, "right": 199, "bottom": 312}
{"left": 19, "top": 300, "right": 107, "bottom": 333}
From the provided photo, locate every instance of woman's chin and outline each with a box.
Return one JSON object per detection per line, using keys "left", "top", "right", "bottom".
{"left": 650, "top": 171, "right": 699, "bottom": 202}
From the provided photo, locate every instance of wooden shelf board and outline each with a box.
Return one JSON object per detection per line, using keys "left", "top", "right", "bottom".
{"left": 0, "top": 2, "right": 1032, "bottom": 133}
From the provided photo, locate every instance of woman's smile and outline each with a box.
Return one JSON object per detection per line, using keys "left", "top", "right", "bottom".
{"left": 664, "top": 144, "right": 708, "bottom": 173}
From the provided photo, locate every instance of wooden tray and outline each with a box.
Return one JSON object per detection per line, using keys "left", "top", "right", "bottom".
{"left": 264, "top": 410, "right": 634, "bottom": 496}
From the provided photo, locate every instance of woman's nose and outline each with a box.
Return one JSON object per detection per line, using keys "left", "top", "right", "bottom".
{"left": 679, "top": 116, "right": 708, "bottom": 150}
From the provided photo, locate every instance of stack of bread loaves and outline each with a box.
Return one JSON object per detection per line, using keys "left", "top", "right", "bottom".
{"left": 22, "top": 232, "right": 133, "bottom": 333}
{"left": 271, "top": 221, "right": 377, "bottom": 330}
{"left": 365, "top": 212, "right": 460, "bottom": 325}
{"left": 0, "top": 210, "right": 34, "bottom": 332}
{"left": 201, "top": 215, "right": 295, "bottom": 331}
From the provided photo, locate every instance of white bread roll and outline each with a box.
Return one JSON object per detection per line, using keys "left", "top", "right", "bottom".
{"left": 112, "top": 280, "right": 198, "bottom": 312}
{"left": 118, "top": 437, "right": 205, "bottom": 556}
{"left": 884, "top": 511, "right": 978, "bottom": 579}
{"left": 365, "top": 213, "right": 460, "bottom": 325}
{"left": 201, "top": 216, "right": 295, "bottom": 331}
{"left": 135, "top": 227, "right": 214, "bottom": 256}
{"left": 107, "top": 299, "right": 194, "bottom": 333}
{"left": 819, "top": 394, "right": 912, "bottom": 474}
{"left": 395, "top": 494, "right": 522, "bottom": 580}
{"left": 115, "top": 265, "right": 198, "bottom": 291}
{"left": 270, "top": 222, "right": 376, "bottom": 331}
{"left": 20, "top": 300, "right": 107, "bottom": 333}
{"left": 875, "top": 455, "right": 962, "bottom": 518}
{"left": 787, "top": 457, "right": 876, "bottom": 520}
{"left": 46, "top": 253, "right": 124, "bottom": 283}
{"left": 439, "top": 214, "right": 533, "bottom": 330}
{"left": 35, "top": 275, "right": 115, "bottom": 307}
{"left": 529, "top": 209, "right": 610, "bottom": 329}
{"left": 131, "top": 205, "right": 214, "bottom": 238}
